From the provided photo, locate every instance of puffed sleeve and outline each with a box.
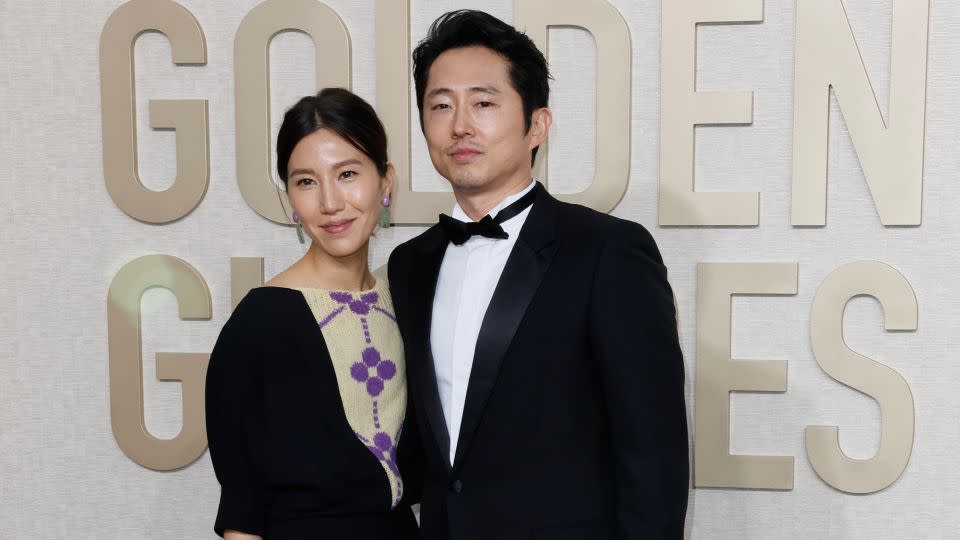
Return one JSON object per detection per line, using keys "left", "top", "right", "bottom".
{"left": 205, "top": 294, "right": 267, "bottom": 537}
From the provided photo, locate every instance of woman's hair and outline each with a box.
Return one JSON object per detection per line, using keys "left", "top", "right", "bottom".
{"left": 276, "top": 88, "right": 389, "bottom": 185}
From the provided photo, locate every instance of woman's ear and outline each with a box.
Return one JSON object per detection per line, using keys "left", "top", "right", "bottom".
{"left": 378, "top": 163, "right": 397, "bottom": 229}
{"left": 383, "top": 162, "right": 396, "bottom": 199}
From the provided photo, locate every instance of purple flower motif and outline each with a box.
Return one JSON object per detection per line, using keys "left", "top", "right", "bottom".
{"left": 355, "top": 428, "right": 404, "bottom": 507}
{"left": 350, "top": 346, "right": 397, "bottom": 397}
{"left": 366, "top": 432, "right": 398, "bottom": 469}
{"left": 377, "top": 360, "right": 396, "bottom": 380}
{"left": 374, "top": 431, "right": 393, "bottom": 449}
{"left": 363, "top": 347, "right": 381, "bottom": 367}
{"left": 368, "top": 432, "right": 401, "bottom": 478}
{"left": 329, "top": 290, "right": 380, "bottom": 315}
{"left": 329, "top": 291, "right": 353, "bottom": 303}
{"left": 367, "top": 378, "right": 385, "bottom": 396}
{"left": 350, "top": 363, "right": 369, "bottom": 382}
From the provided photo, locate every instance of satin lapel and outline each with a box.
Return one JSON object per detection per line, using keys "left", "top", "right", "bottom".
{"left": 453, "top": 189, "right": 559, "bottom": 468}
{"left": 408, "top": 225, "right": 453, "bottom": 468}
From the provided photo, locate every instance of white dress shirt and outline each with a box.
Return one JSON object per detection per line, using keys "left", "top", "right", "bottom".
{"left": 430, "top": 180, "right": 536, "bottom": 464}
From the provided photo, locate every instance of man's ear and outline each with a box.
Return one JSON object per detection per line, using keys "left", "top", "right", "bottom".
{"left": 527, "top": 107, "right": 553, "bottom": 151}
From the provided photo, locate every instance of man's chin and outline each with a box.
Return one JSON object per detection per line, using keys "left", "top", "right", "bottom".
{"left": 447, "top": 172, "right": 489, "bottom": 191}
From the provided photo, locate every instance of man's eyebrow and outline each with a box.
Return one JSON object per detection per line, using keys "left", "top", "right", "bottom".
{"left": 470, "top": 85, "right": 500, "bottom": 95}
{"left": 426, "top": 87, "right": 452, "bottom": 99}
{"left": 426, "top": 85, "right": 501, "bottom": 98}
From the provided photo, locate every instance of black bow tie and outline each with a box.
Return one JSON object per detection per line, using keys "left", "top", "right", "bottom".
{"left": 439, "top": 182, "right": 542, "bottom": 246}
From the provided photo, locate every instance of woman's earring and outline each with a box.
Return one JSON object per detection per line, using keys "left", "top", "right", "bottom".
{"left": 379, "top": 195, "right": 392, "bottom": 228}
{"left": 292, "top": 211, "right": 305, "bottom": 244}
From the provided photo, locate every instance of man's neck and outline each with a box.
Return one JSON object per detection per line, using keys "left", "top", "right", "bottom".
{"left": 454, "top": 176, "right": 534, "bottom": 222}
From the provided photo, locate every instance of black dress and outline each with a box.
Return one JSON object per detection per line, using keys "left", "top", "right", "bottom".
{"left": 205, "top": 286, "right": 421, "bottom": 539}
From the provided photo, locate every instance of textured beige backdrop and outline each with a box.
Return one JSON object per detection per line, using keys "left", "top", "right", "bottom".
{"left": 1, "top": 0, "right": 957, "bottom": 538}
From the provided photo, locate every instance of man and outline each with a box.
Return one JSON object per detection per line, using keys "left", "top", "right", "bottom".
{"left": 389, "top": 10, "right": 688, "bottom": 539}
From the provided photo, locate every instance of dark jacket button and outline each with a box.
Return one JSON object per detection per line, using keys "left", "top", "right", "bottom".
{"left": 450, "top": 479, "right": 463, "bottom": 494}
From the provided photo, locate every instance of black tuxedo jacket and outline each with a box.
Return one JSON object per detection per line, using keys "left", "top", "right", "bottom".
{"left": 388, "top": 187, "right": 688, "bottom": 540}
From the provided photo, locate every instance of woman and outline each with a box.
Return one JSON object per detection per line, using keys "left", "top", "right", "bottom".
{"left": 205, "top": 88, "right": 420, "bottom": 539}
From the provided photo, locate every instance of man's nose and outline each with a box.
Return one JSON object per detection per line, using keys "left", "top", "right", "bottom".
{"left": 452, "top": 105, "right": 474, "bottom": 138}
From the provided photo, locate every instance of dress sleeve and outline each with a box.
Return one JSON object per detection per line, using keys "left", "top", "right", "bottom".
{"left": 205, "top": 295, "right": 267, "bottom": 537}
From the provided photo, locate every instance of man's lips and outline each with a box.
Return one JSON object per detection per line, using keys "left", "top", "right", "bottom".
{"left": 449, "top": 148, "right": 482, "bottom": 163}
{"left": 321, "top": 218, "right": 355, "bottom": 234}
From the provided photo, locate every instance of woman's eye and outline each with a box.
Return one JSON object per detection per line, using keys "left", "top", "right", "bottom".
{"left": 296, "top": 178, "right": 315, "bottom": 186}
{"left": 340, "top": 171, "right": 357, "bottom": 180}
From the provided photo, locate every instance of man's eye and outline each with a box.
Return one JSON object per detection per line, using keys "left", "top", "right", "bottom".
{"left": 477, "top": 101, "right": 494, "bottom": 108}
{"left": 432, "top": 103, "right": 450, "bottom": 110}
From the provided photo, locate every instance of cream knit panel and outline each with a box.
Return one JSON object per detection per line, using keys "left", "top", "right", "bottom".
{"left": 298, "top": 281, "right": 406, "bottom": 507}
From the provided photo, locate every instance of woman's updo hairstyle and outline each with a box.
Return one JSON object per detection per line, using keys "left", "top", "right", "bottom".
{"left": 276, "top": 88, "right": 389, "bottom": 186}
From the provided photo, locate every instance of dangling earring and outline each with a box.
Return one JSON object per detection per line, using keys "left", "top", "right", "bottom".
{"left": 292, "top": 211, "right": 305, "bottom": 244}
{"left": 379, "top": 195, "right": 392, "bottom": 228}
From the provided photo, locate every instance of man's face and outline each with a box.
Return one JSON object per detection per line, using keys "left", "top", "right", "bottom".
{"left": 422, "top": 46, "right": 540, "bottom": 193}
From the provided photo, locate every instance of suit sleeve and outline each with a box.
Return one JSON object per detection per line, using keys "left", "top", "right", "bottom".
{"left": 396, "top": 389, "right": 425, "bottom": 506}
{"left": 588, "top": 221, "right": 689, "bottom": 539}
{"left": 205, "top": 297, "right": 267, "bottom": 537}
{"left": 388, "top": 244, "right": 426, "bottom": 507}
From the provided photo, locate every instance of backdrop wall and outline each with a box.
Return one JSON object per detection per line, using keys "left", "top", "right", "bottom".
{"left": 1, "top": 0, "right": 956, "bottom": 538}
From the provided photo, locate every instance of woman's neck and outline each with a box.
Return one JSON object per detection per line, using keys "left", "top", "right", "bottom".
{"left": 296, "top": 242, "right": 375, "bottom": 291}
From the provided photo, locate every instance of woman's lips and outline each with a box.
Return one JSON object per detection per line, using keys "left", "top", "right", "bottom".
{"left": 322, "top": 219, "right": 355, "bottom": 234}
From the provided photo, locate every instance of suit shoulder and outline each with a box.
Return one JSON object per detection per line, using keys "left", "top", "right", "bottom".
{"left": 554, "top": 200, "right": 657, "bottom": 244}
{"left": 389, "top": 224, "right": 443, "bottom": 264}
{"left": 389, "top": 236, "right": 415, "bottom": 264}
{"left": 551, "top": 201, "right": 665, "bottom": 272}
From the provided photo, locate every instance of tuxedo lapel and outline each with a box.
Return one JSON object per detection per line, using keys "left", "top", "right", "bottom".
{"left": 453, "top": 189, "right": 559, "bottom": 468}
{"left": 408, "top": 225, "right": 453, "bottom": 468}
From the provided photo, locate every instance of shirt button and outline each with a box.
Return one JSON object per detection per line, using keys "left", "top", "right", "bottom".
{"left": 450, "top": 479, "right": 463, "bottom": 494}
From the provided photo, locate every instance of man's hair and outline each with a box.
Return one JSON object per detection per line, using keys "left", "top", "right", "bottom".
{"left": 412, "top": 10, "right": 551, "bottom": 163}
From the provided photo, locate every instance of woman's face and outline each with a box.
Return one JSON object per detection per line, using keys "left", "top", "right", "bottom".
{"left": 286, "top": 128, "right": 392, "bottom": 259}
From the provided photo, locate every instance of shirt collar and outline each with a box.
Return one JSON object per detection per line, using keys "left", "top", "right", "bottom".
{"left": 451, "top": 179, "right": 537, "bottom": 224}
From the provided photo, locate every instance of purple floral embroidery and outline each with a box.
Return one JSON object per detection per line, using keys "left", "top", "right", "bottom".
{"left": 350, "top": 347, "right": 397, "bottom": 397}
{"left": 318, "top": 289, "right": 403, "bottom": 507}
{"left": 356, "top": 426, "right": 404, "bottom": 502}
{"left": 331, "top": 291, "right": 380, "bottom": 315}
